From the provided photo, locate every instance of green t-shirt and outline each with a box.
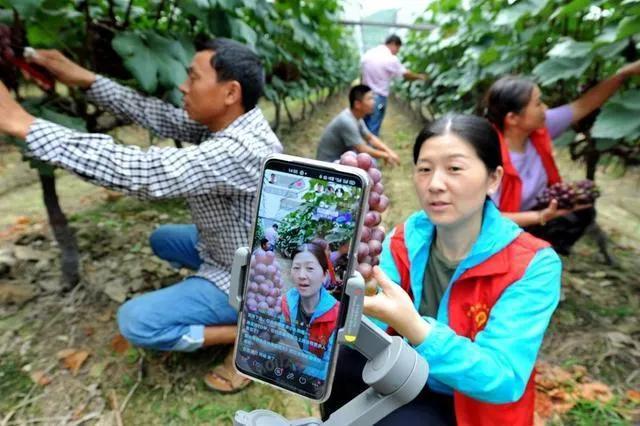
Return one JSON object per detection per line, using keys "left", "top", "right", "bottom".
{"left": 418, "top": 243, "right": 459, "bottom": 318}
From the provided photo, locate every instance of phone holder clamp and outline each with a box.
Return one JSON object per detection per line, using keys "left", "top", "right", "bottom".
{"left": 229, "top": 247, "right": 429, "bottom": 426}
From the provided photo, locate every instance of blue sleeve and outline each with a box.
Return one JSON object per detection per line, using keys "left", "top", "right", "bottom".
{"left": 413, "top": 247, "right": 561, "bottom": 403}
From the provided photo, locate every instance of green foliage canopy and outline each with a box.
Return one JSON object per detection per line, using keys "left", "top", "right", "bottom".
{"left": 398, "top": 0, "right": 640, "bottom": 170}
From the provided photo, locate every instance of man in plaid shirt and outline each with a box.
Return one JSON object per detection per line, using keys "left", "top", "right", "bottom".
{"left": 0, "top": 38, "right": 282, "bottom": 392}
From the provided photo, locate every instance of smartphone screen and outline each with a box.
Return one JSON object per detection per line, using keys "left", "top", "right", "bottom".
{"left": 235, "top": 157, "right": 368, "bottom": 401}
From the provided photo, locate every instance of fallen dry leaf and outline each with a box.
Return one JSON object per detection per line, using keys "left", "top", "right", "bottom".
{"left": 579, "top": 381, "right": 614, "bottom": 403}
{"left": 626, "top": 389, "right": 640, "bottom": 403}
{"left": 57, "top": 348, "right": 77, "bottom": 359}
{"left": 58, "top": 349, "right": 90, "bottom": 375}
{"left": 547, "top": 388, "right": 577, "bottom": 415}
{"left": 571, "top": 365, "right": 588, "bottom": 381}
{"left": 103, "top": 189, "right": 124, "bottom": 202}
{"left": 83, "top": 326, "right": 95, "bottom": 337}
{"left": 30, "top": 370, "right": 52, "bottom": 386}
{"left": 552, "top": 367, "right": 573, "bottom": 384}
{"left": 535, "top": 361, "right": 573, "bottom": 390}
{"left": 15, "top": 216, "right": 30, "bottom": 225}
{"left": 535, "top": 390, "right": 554, "bottom": 420}
{"left": 110, "top": 334, "right": 130, "bottom": 354}
{"left": 534, "top": 412, "right": 547, "bottom": 426}
{"left": 548, "top": 388, "right": 572, "bottom": 401}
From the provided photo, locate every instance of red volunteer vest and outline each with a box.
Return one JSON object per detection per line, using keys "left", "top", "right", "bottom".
{"left": 389, "top": 223, "right": 550, "bottom": 426}
{"left": 281, "top": 297, "right": 339, "bottom": 358}
{"left": 496, "top": 126, "right": 562, "bottom": 212}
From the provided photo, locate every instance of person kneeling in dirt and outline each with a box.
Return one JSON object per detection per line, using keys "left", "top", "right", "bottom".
{"left": 0, "top": 38, "right": 282, "bottom": 393}
{"left": 316, "top": 84, "right": 400, "bottom": 165}
{"left": 484, "top": 59, "right": 640, "bottom": 255}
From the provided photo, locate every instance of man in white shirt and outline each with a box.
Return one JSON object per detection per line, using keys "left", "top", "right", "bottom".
{"left": 264, "top": 223, "right": 278, "bottom": 250}
{"left": 361, "top": 34, "right": 427, "bottom": 135}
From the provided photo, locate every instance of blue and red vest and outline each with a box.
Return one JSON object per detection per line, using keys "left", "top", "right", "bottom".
{"left": 389, "top": 223, "right": 550, "bottom": 426}
{"left": 496, "top": 127, "right": 562, "bottom": 212}
{"left": 281, "top": 297, "right": 339, "bottom": 358}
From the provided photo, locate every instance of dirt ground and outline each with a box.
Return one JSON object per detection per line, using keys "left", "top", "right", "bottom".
{"left": 1, "top": 94, "right": 639, "bottom": 425}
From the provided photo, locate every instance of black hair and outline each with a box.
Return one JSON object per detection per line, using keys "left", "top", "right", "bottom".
{"left": 484, "top": 76, "right": 536, "bottom": 131}
{"left": 200, "top": 38, "right": 264, "bottom": 112}
{"left": 272, "top": 224, "right": 278, "bottom": 230}
{"left": 385, "top": 34, "right": 402, "bottom": 46}
{"left": 260, "top": 237, "right": 269, "bottom": 245}
{"left": 291, "top": 242, "right": 329, "bottom": 273}
{"left": 413, "top": 114, "right": 502, "bottom": 172}
{"left": 349, "top": 84, "right": 372, "bottom": 109}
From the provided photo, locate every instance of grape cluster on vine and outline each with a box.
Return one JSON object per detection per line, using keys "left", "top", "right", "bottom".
{"left": 338, "top": 151, "right": 389, "bottom": 294}
{"left": 0, "top": 24, "right": 19, "bottom": 89}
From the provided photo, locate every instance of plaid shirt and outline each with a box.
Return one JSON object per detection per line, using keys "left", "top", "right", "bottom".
{"left": 25, "top": 76, "right": 282, "bottom": 294}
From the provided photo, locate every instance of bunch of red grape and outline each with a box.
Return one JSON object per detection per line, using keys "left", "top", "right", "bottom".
{"left": 246, "top": 248, "right": 283, "bottom": 317}
{"left": 0, "top": 24, "right": 15, "bottom": 62}
{"left": 338, "top": 151, "right": 389, "bottom": 293}
{"left": 535, "top": 180, "right": 600, "bottom": 210}
{"left": 0, "top": 24, "right": 18, "bottom": 89}
{"left": 0, "top": 23, "right": 54, "bottom": 91}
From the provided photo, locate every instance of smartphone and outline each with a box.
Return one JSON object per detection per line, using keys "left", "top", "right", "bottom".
{"left": 234, "top": 154, "right": 370, "bottom": 402}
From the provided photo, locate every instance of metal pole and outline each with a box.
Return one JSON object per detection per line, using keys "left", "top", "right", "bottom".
{"left": 338, "top": 19, "right": 435, "bottom": 31}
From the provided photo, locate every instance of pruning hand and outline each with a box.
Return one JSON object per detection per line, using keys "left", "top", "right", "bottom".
{"left": 617, "top": 59, "right": 640, "bottom": 79}
{"left": 0, "top": 81, "right": 34, "bottom": 139}
{"left": 26, "top": 49, "right": 96, "bottom": 89}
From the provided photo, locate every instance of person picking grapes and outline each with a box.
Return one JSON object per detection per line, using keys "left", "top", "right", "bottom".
{"left": 360, "top": 34, "right": 428, "bottom": 135}
{"left": 316, "top": 84, "right": 400, "bottom": 165}
{"left": 485, "top": 59, "right": 640, "bottom": 254}
{"left": 323, "top": 115, "right": 561, "bottom": 425}
{"left": 0, "top": 38, "right": 282, "bottom": 393}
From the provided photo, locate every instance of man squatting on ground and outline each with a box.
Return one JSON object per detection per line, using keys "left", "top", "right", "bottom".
{"left": 316, "top": 84, "right": 400, "bottom": 165}
{"left": 0, "top": 38, "right": 281, "bottom": 392}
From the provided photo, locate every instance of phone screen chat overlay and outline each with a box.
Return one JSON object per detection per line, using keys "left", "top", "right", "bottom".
{"left": 236, "top": 161, "right": 364, "bottom": 400}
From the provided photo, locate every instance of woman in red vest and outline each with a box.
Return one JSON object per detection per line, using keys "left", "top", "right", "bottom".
{"left": 280, "top": 242, "right": 340, "bottom": 378}
{"left": 323, "top": 114, "right": 561, "bottom": 425}
{"left": 242, "top": 243, "right": 339, "bottom": 390}
{"left": 484, "top": 60, "right": 640, "bottom": 254}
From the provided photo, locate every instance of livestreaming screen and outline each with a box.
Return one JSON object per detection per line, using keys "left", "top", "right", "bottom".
{"left": 236, "top": 161, "right": 364, "bottom": 399}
